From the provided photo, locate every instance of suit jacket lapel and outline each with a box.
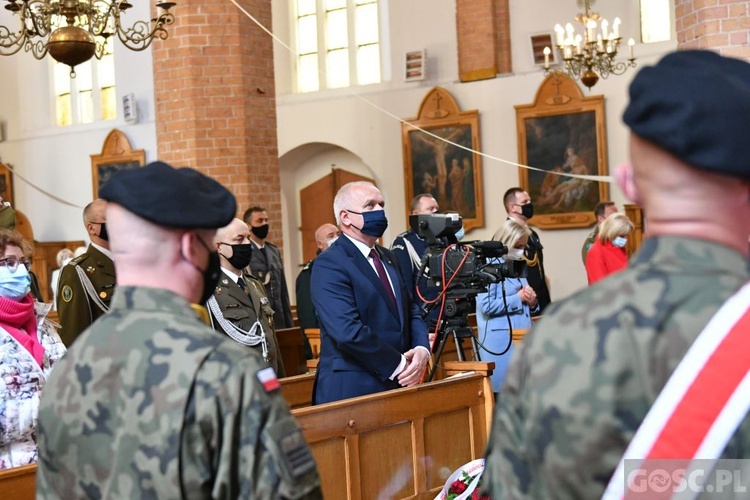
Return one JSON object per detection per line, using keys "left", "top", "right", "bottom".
{"left": 219, "top": 276, "right": 254, "bottom": 308}
{"left": 379, "top": 248, "right": 405, "bottom": 326}
{"left": 341, "top": 237, "right": 400, "bottom": 320}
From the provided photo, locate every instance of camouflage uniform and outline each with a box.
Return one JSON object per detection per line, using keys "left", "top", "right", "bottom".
{"left": 37, "top": 286, "right": 321, "bottom": 499}
{"left": 482, "top": 237, "right": 750, "bottom": 499}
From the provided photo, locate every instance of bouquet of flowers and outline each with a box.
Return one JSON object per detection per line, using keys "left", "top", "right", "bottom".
{"left": 434, "top": 458, "right": 490, "bottom": 500}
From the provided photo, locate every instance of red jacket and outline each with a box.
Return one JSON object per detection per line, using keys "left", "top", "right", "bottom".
{"left": 585, "top": 237, "right": 628, "bottom": 285}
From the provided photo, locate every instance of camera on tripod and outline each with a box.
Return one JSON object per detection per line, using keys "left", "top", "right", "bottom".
{"left": 409, "top": 213, "right": 527, "bottom": 380}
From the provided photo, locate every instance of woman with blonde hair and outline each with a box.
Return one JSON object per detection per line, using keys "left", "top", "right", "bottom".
{"left": 0, "top": 230, "right": 66, "bottom": 469}
{"left": 585, "top": 212, "right": 634, "bottom": 285}
{"left": 477, "top": 219, "right": 538, "bottom": 393}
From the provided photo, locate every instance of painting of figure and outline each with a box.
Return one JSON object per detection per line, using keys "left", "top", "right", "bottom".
{"left": 524, "top": 111, "right": 600, "bottom": 215}
{"left": 408, "top": 125, "right": 477, "bottom": 219}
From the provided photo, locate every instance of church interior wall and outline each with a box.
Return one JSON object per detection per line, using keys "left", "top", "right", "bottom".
{"left": 0, "top": 0, "right": 677, "bottom": 302}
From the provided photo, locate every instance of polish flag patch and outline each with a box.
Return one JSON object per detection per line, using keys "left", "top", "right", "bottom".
{"left": 257, "top": 367, "right": 280, "bottom": 392}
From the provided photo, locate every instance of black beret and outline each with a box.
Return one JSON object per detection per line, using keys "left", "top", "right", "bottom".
{"left": 99, "top": 161, "right": 237, "bottom": 229}
{"left": 623, "top": 50, "right": 750, "bottom": 181}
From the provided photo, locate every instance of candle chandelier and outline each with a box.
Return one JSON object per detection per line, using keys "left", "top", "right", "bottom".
{"left": 0, "top": 0, "right": 176, "bottom": 76}
{"left": 544, "top": 0, "right": 636, "bottom": 89}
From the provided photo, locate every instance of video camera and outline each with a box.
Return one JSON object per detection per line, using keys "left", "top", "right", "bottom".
{"left": 409, "top": 213, "right": 525, "bottom": 296}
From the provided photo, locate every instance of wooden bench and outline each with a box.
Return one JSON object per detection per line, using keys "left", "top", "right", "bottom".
{"left": 280, "top": 372, "right": 315, "bottom": 410}
{"left": 291, "top": 364, "right": 494, "bottom": 499}
{"left": 305, "top": 327, "right": 321, "bottom": 358}
{"left": 0, "top": 463, "right": 36, "bottom": 500}
{"left": 274, "top": 326, "right": 309, "bottom": 376}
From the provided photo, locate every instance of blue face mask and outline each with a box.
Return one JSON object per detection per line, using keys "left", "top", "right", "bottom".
{"left": 612, "top": 236, "right": 628, "bottom": 248}
{"left": 455, "top": 226, "right": 465, "bottom": 241}
{"left": 0, "top": 265, "right": 31, "bottom": 301}
{"left": 347, "top": 209, "right": 389, "bottom": 238}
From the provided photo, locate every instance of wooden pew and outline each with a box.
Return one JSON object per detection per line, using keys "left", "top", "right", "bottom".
{"left": 274, "top": 326, "right": 309, "bottom": 376}
{"left": 305, "top": 328, "right": 321, "bottom": 358}
{"left": 291, "top": 368, "right": 494, "bottom": 499}
{"left": 0, "top": 463, "right": 36, "bottom": 500}
{"left": 280, "top": 373, "right": 315, "bottom": 410}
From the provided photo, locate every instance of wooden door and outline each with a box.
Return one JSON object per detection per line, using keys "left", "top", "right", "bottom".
{"left": 299, "top": 169, "right": 374, "bottom": 263}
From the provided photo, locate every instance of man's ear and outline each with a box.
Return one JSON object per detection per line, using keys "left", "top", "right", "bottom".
{"left": 615, "top": 163, "right": 641, "bottom": 205}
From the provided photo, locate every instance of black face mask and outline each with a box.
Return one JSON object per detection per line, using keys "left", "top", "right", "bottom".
{"left": 220, "top": 243, "right": 253, "bottom": 270}
{"left": 97, "top": 222, "right": 109, "bottom": 242}
{"left": 195, "top": 237, "right": 222, "bottom": 304}
{"left": 520, "top": 203, "right": 534, "bottom": 220}
{"left": 251, "top": 224, "right": 269, "bottom": 240}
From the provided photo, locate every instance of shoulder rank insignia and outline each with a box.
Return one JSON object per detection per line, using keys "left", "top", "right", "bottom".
{"left": 86, "top": 266, "right": 96, "bottom": 275}
{"left": 62, "top": 285, "right": 73, "bottom": 303}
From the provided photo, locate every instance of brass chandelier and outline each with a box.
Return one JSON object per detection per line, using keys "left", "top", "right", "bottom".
{"left": 0, "top": 0, "right": 176, "bottom": 76}
{"left": 544, "top": 0, "right": 636, "bottom": 89}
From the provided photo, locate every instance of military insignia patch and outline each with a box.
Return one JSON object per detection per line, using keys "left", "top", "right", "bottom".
{"left": 257, "top": 366, "right": 280, "bottom": 392}
{"left": 62, "top": 285, "right": 73, "bottom": 302}
{"left": 86, "top": 266, "right": 96, "bottom": 275}
{"left": 260, "top": 297, "right": 269, "bottom": 305}
{"left": 279, "top": 428, "right": 316, "bottom": 479}
{"left": 99, "top": 291, "right": 107, "bottom": 299}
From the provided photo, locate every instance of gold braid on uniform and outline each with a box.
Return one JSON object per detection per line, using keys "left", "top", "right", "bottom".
{"left": 523, "top": 251, "right": 540, "bottom": 268}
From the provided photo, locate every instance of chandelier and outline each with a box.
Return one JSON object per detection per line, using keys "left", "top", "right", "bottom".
{"left": 0, "top": 0, "right": 176, "bottom": 76}
{"left": 544, "top": 0, "right": 636, "bottom": 89}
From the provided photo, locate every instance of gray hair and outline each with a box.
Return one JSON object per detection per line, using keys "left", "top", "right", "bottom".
{"left": 333, "top": 181, "right": 375, "bottom": 226}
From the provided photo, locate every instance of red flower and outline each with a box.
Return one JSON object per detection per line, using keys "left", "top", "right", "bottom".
{"left": 471, "top": 489, "right": 490, "bottom": 500}
{"left": 450, "top": 479, "right": 468, "bottom": 494}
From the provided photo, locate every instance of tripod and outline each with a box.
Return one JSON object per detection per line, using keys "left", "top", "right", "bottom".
{"left": 427, "top": 314, "right": 481, "bottom": 382}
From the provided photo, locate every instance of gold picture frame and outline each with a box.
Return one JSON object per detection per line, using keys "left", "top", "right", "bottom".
{"left": 515, "top": 73, "right": 610, "bottom": 229}
{"left": 90, "top": 129, "right": 145, "bottom": 199}
{"left": 401, "top": 87, "right": 484, "bottom": 232}
{"left": 0, "top": 162, "right": 14, "bottom": 206}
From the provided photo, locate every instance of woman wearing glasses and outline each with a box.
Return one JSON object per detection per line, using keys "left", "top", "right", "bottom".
{"left": 0, "top": 230, "right": 66, "bottom": 469}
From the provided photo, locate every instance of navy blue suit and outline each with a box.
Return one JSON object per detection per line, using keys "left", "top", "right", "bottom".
{"left": 310, "top": 234, "right": 429, "bottom": 404}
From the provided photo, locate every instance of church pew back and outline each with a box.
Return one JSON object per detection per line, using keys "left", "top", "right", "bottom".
{"left": 291, "top": 371, "right": 494, "bottom": 499}
{"left": 0, "top": 463, "right": 36, "bottom": 500}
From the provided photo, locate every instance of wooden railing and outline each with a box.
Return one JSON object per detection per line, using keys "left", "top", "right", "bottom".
{"left": 0, "top": 463, "right": 36, "bottom": 500}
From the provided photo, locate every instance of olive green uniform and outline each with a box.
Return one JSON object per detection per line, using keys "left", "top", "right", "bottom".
{"left": 37, "top": 286, "right": 321, "bottom": 499}
{"left": 482, "top": 237, "right": 750, "bottom": 499}
{"left": 56, "top": 244, "right": 116, "bottom": 346}
{"left": 208, "top": 270, "right": 286, "bottom": 376}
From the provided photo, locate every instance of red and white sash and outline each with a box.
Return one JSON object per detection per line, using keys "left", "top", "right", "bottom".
{"left": 603, "top": 282, "right": 750, "bottom": 499}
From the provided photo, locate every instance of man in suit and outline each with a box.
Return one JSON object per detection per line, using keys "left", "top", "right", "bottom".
{"left": 503, "top": 187, "right": 550, "bottom": 315}
{"left": 311, "top": 181, "right": 430, "bottom": 405}
{"left": 244, "top": 206, "right": 294, "bottom": 329}
{"left": 207, "top": 218, "right": 285, "bottom": 376}
{"left": 56, "top": 198, "right": 116, "bottom": 346}
{"left": 296, "top": 222, "right": 339, "bottom": 358}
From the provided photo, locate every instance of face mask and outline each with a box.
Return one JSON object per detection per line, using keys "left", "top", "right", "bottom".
{"left": 195, "top": 237, "right": 222, "bottom": 304}
{"left": 455, "top": 227, "right": 465, "bottom": 241}
{"left": 251, "top": 224, "right": 269, "bottom": 240}
{"left": 520, "top": 203, "right": 534, "bottom": 220}
{"left": 221, "top": 243, "right": 253, "bottom": 270}
{"left": 98, "top": 222, "right": 109, "bottom": 242}
{"left": 326, "top": 236, "right": 338, "bottom": 248}
{"left": 347, "top": 209, "right": 388, "bottom": 238}
{"left": 0, "top": 265, "right": 31, "bottom": 301}
{"left": 507, "top": 248, "right": 525, "bottom": 261}
{"left": 612, "top": 236, "right": 628, "bottom": 248}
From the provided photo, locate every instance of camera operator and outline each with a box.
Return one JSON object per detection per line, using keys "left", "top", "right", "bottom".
{"left": 477, "top": 219, "right": 537, "bottom": 393}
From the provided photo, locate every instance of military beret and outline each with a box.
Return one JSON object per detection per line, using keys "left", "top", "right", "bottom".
{"left": 623, "top": 50, "right": 750, "bottom": 181}
{"left": 99, "top": 161, "right": 237, "bottom": 229}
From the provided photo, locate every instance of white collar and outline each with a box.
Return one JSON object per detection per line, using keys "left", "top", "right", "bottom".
{"left": 343, "top": 233, "right": 374, "bottom": 259}
{"left": 90, "top": 242, "right": 113, "bottom": 260}
{"left": 221, "top": 267, "right": 241, "bottom": 283}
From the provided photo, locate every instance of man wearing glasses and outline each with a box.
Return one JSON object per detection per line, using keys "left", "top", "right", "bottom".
{"left": 56, "top": 198, "right": 116, "bottom": 346}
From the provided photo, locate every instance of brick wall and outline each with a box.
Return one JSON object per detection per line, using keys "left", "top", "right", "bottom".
{"left": 456, "top": 0, "right": 512, "bottom": 82}
{"left": 675, "top": 0, "right": 750, "bottom": 60}
{"left": 152, "top": 0, "right": 284, "bottom": 245}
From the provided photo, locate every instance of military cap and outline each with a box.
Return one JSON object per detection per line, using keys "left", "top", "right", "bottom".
{"left": 100, "top": 161, "right": 237, "bottom": 228}
{"left": 623, "top": 50, "right": 750, "bottom": 181}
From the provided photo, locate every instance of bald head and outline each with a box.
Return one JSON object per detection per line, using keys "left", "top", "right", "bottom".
{"left": 214, "top": 218, "right": 253, "bottom": 273}
{"left": 83, "top": 199, "right": 110, "bottom": 249}
{"left": 314, "top": 223, "right": 339, "bottom": 251}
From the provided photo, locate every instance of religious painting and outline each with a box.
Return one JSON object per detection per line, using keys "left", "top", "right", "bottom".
{"left": 0, "top": 163, "right": 14, "bottom": 206}
{"left": 515, "top": 73, "right": 609, "bottom": 229}
{"left": 402, "top": 87, "right": 484, "bottom": 232}
{"left": 90, "top": 129, "right": 146, "bottom": 199}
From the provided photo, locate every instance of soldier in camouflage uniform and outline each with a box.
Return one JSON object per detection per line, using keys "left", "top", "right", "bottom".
{"left": 37, "top": 162, "right": 321, "bottom": 499}
{"left": 482, "top": 50, "right": 750, "bottom": 498}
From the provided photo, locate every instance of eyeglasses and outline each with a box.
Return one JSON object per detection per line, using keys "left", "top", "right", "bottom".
{"left": 0, "top": 256, "right": 31, "bottom": 272}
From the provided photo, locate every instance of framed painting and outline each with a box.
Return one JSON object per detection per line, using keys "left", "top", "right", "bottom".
{"left": 402, "top": 87, "right": 484, "bottom": 232}
{"left": 90, "top": 129, "right": 145, "bottom": 199}
{"left": 0, "top": 163, "right": 14, "bottom": 206}
{"left": 515, "top": 72, "right": 609, "bottom": 229}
